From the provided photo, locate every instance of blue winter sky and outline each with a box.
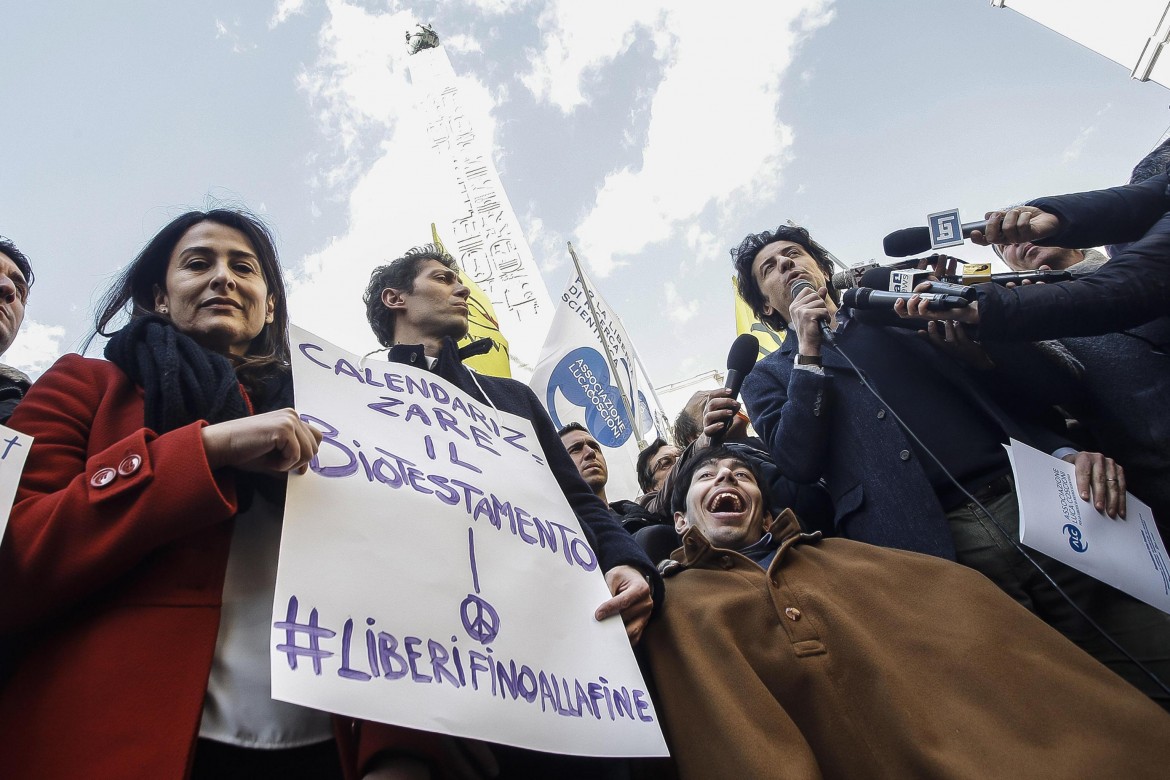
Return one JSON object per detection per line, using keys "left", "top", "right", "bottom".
{"left": 2, "top": 1, "right": 1167, "bottom": 390}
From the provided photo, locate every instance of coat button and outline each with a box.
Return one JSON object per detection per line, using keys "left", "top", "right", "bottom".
{"left": 877, "top": 410, "right": 886, "bottom": 419}
{"left": 785, "top": 607, "right": 802, "bottom": 621}
{"left": 90, "top": 468, "right": 116, "bottom": 488}
{"left": 719, "top": 555, "right": 734, "bottom": 570}
{"left": 899, "top": 450, "right": 911, "bottom": 461}
{"left": 117, "top": 454, "right": 142, "bottom": 476}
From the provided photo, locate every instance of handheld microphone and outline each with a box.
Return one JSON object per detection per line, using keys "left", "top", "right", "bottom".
{"left": 790, "top": 278, "right": 836, "bottom": 345}
{"left": 712, "top": 333, "right": 760, "bottom": 444}
{"left": 831, "top": 258, "right": 920, "bottom": 291}
{"left": 841, "top": 287, "right": 970, "bottom": 311}
{"left": 883, "top": 220, "right": 989, "bottom": 257}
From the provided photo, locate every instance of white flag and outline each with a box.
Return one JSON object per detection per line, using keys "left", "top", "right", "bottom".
{"left": 530, "top": 269, "right": 665, "bottom": 502}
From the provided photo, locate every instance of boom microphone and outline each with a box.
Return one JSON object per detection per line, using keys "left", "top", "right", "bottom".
{"left": 841, "top": 286, "right": 971, "bottom": 312}
{"left": 831, "top": 258, "right": 920, "bottom": 290}
{"left": 713, "top": 333, "right": 760, "bottom": 443}
{"left": 883, "top": 220, "right": 989, "bottom": 257}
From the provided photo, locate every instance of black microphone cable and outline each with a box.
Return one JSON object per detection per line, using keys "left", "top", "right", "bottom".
{"left": 823, "top": 331, "right": 1170, "bottom": 699}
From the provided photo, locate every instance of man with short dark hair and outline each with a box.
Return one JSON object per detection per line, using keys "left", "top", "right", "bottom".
{"left": 0, "top": 236, "right": 34, "bottom": 422}
{"left": 558, "top": 421, "right": 610, "bottom": 501}
{"left": 733, "top": 223, "right": 1170, "bottom": 708}
{"left": 357, "top": 245, "right": 658, "bottom": 779}
{"left": 560, "top": 422, "right": 658, "bottom": 535}
{"left": 642, "top": 447, "right": 1170, "bottom": 779}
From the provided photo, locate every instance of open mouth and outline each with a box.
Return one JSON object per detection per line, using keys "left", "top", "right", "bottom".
{"left": 706, "top": 489, "right": 745, "bottom": 514}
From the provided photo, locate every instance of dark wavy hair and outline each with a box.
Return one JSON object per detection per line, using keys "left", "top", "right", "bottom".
{"left": 92, "top": 209, "right": 289, "bottom": 383}
{"left": 364, "top": 244, "right": 457, "bottom": 348}
{"left": 0, "top": 236, "right": 34, "bottom": 296}
{"left": 670, "top": 445, "right": 764, "bottom": 515}
{"left": 731, "top": 224, "right": 837, "bottom": 330}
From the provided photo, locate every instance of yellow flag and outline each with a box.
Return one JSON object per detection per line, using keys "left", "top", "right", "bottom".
{"left": 432, "top": 224, "right": 512, "bottom": 378}
{"left": 733, "top": 277, "right": 785, "bottom": 360}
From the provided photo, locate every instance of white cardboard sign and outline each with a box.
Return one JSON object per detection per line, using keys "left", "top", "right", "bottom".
{"left": 0, "top": 423, "right": 32, "bottom": 544}
{"left": 271, "top": 325, "right": 668, "bottom": 757}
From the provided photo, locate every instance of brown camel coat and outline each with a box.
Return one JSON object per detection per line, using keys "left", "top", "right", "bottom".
{"left": 643, "top": 510, "right": 1170, "bottom": 779}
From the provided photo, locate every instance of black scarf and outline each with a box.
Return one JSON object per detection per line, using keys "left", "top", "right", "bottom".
{"left": 105, "top": 315, "right": 293, "bottom": 506}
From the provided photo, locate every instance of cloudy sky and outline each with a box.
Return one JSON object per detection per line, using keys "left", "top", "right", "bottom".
{"left": 2, "top": 1, "right": 1167, "bottom": 393}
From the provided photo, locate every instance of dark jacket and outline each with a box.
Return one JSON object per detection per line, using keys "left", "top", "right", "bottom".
{"left": 387, "top": 339, "right": 658, "bottom": 580}
{"left": 976, "top": 171, "right": 1170, "bottom": 339}
{"left": 0, "top": 364, "right": 30, "bottom": 424}
{"left": 741, "top": 323, "right": 1070, "bottom": 560}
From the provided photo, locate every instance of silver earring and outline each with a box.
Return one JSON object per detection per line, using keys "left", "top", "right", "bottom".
{"left": 158, "top": 306, "right": 168, "bottom": 314}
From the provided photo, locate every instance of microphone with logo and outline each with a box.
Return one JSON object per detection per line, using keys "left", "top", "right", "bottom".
{"left": 882, "top": 221, "right": 989, "bottom": 257}
{"left": 710, "top": 333, "right": 760, "bottom": 445}
{"left": 841, "top": 267, "right": 971, "bottom": 313}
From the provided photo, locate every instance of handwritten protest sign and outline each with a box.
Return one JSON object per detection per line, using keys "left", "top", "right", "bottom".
{"left": 271, "top": 326, "right": 668, "bottom": 756}
{"left": 0, "top": 423, "right": 32, "bottom": 544}
{"left": 1009, "top": 439, "right": 1170, "bottom": 615}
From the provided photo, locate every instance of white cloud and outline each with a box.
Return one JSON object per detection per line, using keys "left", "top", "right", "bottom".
{"left": 463, "top": 0, "right": 535, "bottom": 17}
{"left": 287, "top": 1, "right": 505, "bottom": 355}
{"left": 662, "top": 281, "right": 698, "bottom": 325}
{"left": 214, "top": 16, "right": 257, "bottom": 53}
{"left": 522, "top": 1, "right": 834, "bottom": 276}
{"left": 1062, "top": 104, "right": 1110, "bottom": 165}
{"left": 443, "top": 33, "right": 484, "bottom": 55}
{"left": 523, "top": 212, "right": 568, "bottom": 276}
{"left": 270, "top": 0, "right": 308, "bottom": 29}
{"left": 6, "top": 320, "right": 67, "bottom": 380}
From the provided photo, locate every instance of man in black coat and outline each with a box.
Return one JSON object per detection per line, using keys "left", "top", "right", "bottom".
{"left": 356, "top": 244, "right": 657, "bottom": 779}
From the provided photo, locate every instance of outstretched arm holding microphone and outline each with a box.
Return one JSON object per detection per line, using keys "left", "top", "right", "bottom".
{"left": 895, "top": 171, "right": 1170, "bottom": 338}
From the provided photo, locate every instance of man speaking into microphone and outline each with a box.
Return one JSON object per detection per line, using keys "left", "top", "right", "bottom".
{"left": 730, "top": 224, "right": 1170, "bottom": 709}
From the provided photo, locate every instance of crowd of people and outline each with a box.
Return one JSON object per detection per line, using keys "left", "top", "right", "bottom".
{"left": 0, "top": 139, "right": 1169, "bottom": 779}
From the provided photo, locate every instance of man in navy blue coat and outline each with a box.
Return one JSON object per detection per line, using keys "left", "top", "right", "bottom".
{"left": 732, "top": 224, "right": 1170, "bottom": 710}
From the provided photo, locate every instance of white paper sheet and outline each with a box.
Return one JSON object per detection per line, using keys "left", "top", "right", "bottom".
{"left": 1008, "top": 438, "right": 1170, "bottom": 615}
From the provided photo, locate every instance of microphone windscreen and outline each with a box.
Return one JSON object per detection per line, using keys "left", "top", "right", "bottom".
{"left": 858, "top": 266, "right": 894, "bottom": 290}
{"left": 840, "top": 278, "right": 916, "bottom": 329}
{"left": 883, "top": 226, "right": 931, "bottom": 257}
{"left": 726, "top": 333, "right": 760, "bottom": 376}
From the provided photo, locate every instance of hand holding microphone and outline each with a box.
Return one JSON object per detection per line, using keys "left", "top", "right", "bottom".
{"left": 788, "top": 275, "right": 834, "bottom": 354}
{"left": 883, "top": 206, "right": 1062, "bottom": 256}
{"left": 706, "top": 334, "right": 760, "bottom": 446}
{"left": 970, "top": 206, "right": 1061, "bottom": 247}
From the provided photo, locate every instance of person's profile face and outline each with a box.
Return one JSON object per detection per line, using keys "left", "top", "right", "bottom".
{"left": 388, "top": 259, "right": 471, "bottom": 342}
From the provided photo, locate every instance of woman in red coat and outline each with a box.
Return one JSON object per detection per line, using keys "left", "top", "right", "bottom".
{"left": 0, "top": 210, "right": 337, "bottom": 779}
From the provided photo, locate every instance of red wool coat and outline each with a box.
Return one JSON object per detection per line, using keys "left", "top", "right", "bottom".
{"left": 0, "top": 354, "right": 243, "bottom": 778}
